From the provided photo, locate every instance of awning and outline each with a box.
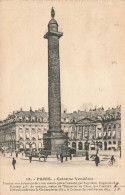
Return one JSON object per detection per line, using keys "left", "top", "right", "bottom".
{"left": 26, "top": 144, "right": 29, "bottom": 149}
{"left": 98, "top": 132, "right": 102, "bottom": 138}
{"left": 38, "top": 142, "right": 42, "bottom": 148}
{"left": 91, "top": 144, "right": 95, "bottom": 147}
{"left": 26, "top": 133, "right": 29, "bottom": 138}
{"left": 32, "top": 144, "right": 36, "bottom": 148}
{"left": 31, "top": 117, "right": 35, "bottom": 121}
{"left": 19, "top": 133, "right": 23, "bottom": 138}
{"left": 97, "top": 124, "right": 102, "bottom": 128}
{"left": 20, "top": 144, "right": 24, "bottom": 149}
{"left": 112, "top": 131, "right": 116, "bottom": 137}
{"left": 108, "top": 131, "right": 111, "bottom": 136}
{"left": 32, "top": 134, "right": 36, "bottom": 138}
{"left": 25, "top": 117, "right": 29, "bottom": 121}
{"left": 103, "top": 132, "right": 106, "bottom": 136}
{"left": 38, "top": 134, "right": 42, "bottom": 139}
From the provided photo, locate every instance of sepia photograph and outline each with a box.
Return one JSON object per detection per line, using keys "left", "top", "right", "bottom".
{"left": 0, "top": 0, "right": 125, "bottom": 194}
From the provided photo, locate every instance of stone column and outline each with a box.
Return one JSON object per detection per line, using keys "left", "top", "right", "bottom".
{"left": 43, "top": 8, "right": 68, "bottom": 154}
{"left": 44, "top": 9, "right": 63, "bottom": 133}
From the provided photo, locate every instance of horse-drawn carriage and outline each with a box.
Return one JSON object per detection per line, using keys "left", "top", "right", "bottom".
{"left": 25, "top": 148, "right": 48, "bottom": 161}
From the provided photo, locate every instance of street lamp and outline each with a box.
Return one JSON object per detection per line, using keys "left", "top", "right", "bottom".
{"left": 119, "top": 141, "right": 121, "bottom": 158}
{"left": 29, "top": 142, "right": 32, "bottom": 155}
{"left": 16, "top": 141, "right": 20, "bottom": 157}
{"left": 85, "top": 139, "right": 90, "bottom": 160}
{"left": 96, "top": 141, "right": 99, "bottom": 154}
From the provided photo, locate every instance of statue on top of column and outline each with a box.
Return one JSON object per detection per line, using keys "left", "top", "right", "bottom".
{"left": 51, "top": 7, "right": 55, "bottom": 18}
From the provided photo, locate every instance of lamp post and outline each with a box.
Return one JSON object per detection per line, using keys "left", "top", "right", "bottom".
{"left": 96, "top": 140, "right": 100, "bottom": 154}
{"left": 4, "top": 135, "right": 6, "bottom": 156}
{"left": 16, "top": 141, "right": 20, "bottom": 157}
{"left": 85, "top": 139, "right": 89, "bottom": 160}
{"left": 29, "top": 142, "right": 32, "bottom": 155}
{"left": 119, "top": 141, "right": 121, "bottom": 158}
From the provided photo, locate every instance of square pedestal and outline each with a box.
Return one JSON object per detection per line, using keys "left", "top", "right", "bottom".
{"left": 43, "top": 131, "right": 68, "bottom": 155}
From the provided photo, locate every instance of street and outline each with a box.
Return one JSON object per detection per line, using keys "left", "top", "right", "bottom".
{"left": 0, "top": 152, "right": 121, "bottom": 176}
{"left": 0, "top": 153, "right": 122, "bottom": 195}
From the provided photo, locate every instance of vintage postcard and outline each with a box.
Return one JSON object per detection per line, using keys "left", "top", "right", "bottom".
{"left": 0, "top": 0, "right": 125, "bottom": 194}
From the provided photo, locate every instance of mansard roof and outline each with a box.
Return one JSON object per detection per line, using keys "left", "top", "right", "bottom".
{"left": 0, "top": 106, "right": 121, "bottom": 126}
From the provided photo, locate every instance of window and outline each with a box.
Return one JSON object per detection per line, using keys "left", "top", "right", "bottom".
{"left": 113, "top": 124, "right": 116, "bottom": 129}
{"left": 112, "top": 131, "right": 116, "bottom": 138}
{"left": 104, "top": 125, "right": 107, "bottom": 130}
{"left": 79, "top": 126, "right": 83, "bottom": 131}
{"left": 26, "top": 143, "right": 30, "bottom": 149}
{"left": 72, "top": 142, "right": 76, "bottom": 149}
{"left": 38, "top": 142, "right": 42, "bottom": 148}
{"left": 78, "top": 142, "right": 83, "bottom": 150}
{"left": 113, "top": 141, "right": 116, "bottom": 144}
{"left": 98, "top": 132, "right": 102, "bottom": 138}
{"left": 109, "top": 141, "right": 111, "bottom": 144}
{"left": 109, "top": 125, "right": 111, "bottom": 129}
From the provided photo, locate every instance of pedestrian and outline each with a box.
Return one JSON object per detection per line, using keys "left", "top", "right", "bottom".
{"left": 12, "top": 158, "right": 16, "bottom": 170}
{"left": 39, "top": 153, "right": 41, "bottom": 161}
{"left": 70, "top": 154, "right": 72, "bottom": 160}
{"left": 86, "top": 151, "right": 89, "bottom": 160}
{"left": 60, "top": 154, "right": 63, "bottom": 163}
{"left": 56, "top": 153, "right": 59, "bottom": 160}
{"left": 111, "top": 155, "right": 115, "bottom": 165}
{"left": 95, "top": 154, "right": 100, "bottom": 166}
{"left": 65, "top": 156, "right": 68, "bottom": 161}
{"left": 29, "top": 156, "right": 32, "bottom": 163}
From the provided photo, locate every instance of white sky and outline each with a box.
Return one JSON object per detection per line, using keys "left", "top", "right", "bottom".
{"left": 0, "top": 1, "right": 125, "bottom": 119}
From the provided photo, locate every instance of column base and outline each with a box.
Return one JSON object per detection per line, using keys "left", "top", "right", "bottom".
{"left": 43, "top": 131, "right": 68, "bottom": 155}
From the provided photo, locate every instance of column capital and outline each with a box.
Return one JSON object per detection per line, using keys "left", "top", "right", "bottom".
{"left": 44, "top": 31, "right": 63, "bottom": 39}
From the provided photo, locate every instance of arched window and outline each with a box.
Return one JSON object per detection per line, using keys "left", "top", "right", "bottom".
{"left": 25, "top": 143, "right": 29, "bottom": 149}
{"left": 98, "top": 142, "right": 102, "bottom": 150}
{"left": 20, "top": 143, "right": 24, "bottom": 149}
{"left": 104, "top": 141, "right": 107, "bottom": 150}
{"left": 43, "top": 118, "right": 47, "bottom": 122}
{"left": 32, "top": 142, "right": 36, "bottom": 148}
{"left": 78, "top": 142, "right": 83, "bottom": 150}
{"left": 109, "top": 141, "right": 112, "bottom": 144}
{"left": 38, "top": 142, "right": 42, "bottom": 148}
{"left": 72, "top": 142, "right": 76, "bottom": 149}
{"left": 72, "top": 142, "right": 76, "bottom": 154}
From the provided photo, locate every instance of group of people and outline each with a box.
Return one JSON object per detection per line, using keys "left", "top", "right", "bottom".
{"left": 6, "top": 151, "right": 115, "bottom": 170}
{"left": 95, "top": 154, "right": 115, "bottom": 166}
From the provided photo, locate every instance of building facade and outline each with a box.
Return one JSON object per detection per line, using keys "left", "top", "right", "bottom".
{"left": 0, "top": 106, "right": 121, "bottom": 154}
